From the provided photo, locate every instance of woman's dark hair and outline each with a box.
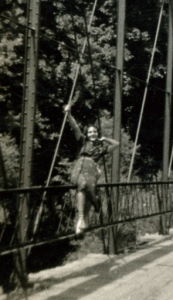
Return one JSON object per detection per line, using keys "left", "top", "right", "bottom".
{"left": 84, "top": 124, "right": 100, "bottom": 139}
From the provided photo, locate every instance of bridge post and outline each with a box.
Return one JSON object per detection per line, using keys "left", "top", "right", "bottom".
{"left": 110, "top": 0, "right": 126, "bottom": 253}
{"left": 0, "top": 141, "right": 7, "bottom": 188}
{"left": 161, "top": 0, "right": 173, "bottom": 234}
{"left": 16, "top": 0, "right": 40, "bottom": 287}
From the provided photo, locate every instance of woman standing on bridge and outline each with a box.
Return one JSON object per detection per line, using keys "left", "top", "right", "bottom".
{"left": 64, "top": 104, "right": 119, "bottom": 236}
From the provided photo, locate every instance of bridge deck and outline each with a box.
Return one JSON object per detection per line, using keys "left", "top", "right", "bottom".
{"left": 22, "top": 232, "right": 173, "bottom": 300}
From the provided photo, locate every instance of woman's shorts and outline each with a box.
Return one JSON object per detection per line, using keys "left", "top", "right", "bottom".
{"left": 71, "top": 157, "right": 101, "bottom": 192}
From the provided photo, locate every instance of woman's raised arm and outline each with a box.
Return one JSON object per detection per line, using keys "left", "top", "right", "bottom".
{"left": 99, "top": 136, "right": 119, "bottom": 152}
{"left": 64, "top": 104, "right": 83, "bottom": 141}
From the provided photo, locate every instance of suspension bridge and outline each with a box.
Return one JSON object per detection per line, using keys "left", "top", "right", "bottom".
{"left": 0, "top": 0, "right": 173, "bottom": 299}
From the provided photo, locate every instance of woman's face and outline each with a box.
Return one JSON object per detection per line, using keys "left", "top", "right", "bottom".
{"left": 87, "top": 126, "right": 98, "bottom": 141}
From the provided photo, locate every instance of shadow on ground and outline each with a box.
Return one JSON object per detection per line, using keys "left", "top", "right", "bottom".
{"left": 26, "top": 235, "right": 173, "bottom": 300}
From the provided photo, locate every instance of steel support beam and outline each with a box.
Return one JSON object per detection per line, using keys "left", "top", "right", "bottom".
{"left": 161, "top": 0, "right": 173, "bottom": 234}
{"left": 163, "top": 1, "right": 173, "bottom": 179}
{"left": 20, "top": 1, "right": 40, "bottom": 186}
{"left": 109, "top": 0, "right": 126, "bottom": 254}
{"left": 112, "top": 0, "right": 126, "bottom": 182}
{"left": 17, "top": 0, "right": 40, "bottom": 286}
{"left": 0, "top": 141, "right": 7, "bottom": 188}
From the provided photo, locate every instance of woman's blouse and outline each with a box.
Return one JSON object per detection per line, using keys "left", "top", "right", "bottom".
{"left": 78, "top": 136, "right": 108, "bottom": 163}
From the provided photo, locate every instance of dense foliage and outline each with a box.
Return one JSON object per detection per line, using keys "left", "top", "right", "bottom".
{"left": 0, "top": 0, "right": 170, "bottom": 186}
{"left": 0, "top": 1, "right": 171, "bottom": 291}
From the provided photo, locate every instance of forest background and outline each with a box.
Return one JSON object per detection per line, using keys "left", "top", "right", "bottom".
{"left": 0, "top": 0, "right": 172, "bottom": 291}
{"left": 0, "top": 0, "right": 170, "bottom": 187}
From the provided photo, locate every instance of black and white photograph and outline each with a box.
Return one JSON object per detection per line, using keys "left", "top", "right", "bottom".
{"left": 0, "top": 0, "right": 173, "bottom": 299}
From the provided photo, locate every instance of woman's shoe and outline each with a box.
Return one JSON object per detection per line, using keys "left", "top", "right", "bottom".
{"left": 75, "top": 216, "right": 87, "bottom": 235}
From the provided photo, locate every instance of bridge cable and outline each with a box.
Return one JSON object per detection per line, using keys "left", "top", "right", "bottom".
{"left": 82, "top": 9, "right": 110, "bottom": 189}
{"left": 82, "top": 9, "right": 111, "bottom": 252}
{"left": 38, "top": 31, "right": 171, "bottom": 97}
{"left": 127, "top": 0, "right": 165, "bottom": 182}
{"left": 30, "top": 0, "right": 99, "bottom": 242}
{"left": 168, "top": 144, "right": 173, "bottom": 178}
{"left": 0, "top": 13, "right": 35, "bottom": 31}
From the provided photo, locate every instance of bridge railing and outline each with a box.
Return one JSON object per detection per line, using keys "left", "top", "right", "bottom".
{"left": 0, "top": 181, "right": 173, "bottom": 255}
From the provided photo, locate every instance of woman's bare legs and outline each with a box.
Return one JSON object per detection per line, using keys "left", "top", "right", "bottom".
{"left": 77, "top": 191, "right": 85, "bottom": 217}
{"left": 76, "top": 191, "right": 91, "bottom": 234}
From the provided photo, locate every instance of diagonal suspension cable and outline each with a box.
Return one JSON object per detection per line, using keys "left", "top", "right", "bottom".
{"left": 127, "top": 0, "right": 165, "bottom": 182}
{"left": 82, "top": 9, "right": 111, "bottom": 192}
{"left": 82, "top": 9, "right": 110, "bottom": 252}
{"left": 0, "top": 13, "right": 35, "bottom": 31}
{"left": 168, "top": 143, "right": 173, "bottom": 178}
{"left": 31, "top": 0, "right": 99, "bottom": 239}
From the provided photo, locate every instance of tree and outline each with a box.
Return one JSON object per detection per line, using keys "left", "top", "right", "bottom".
{"left": 0, "top": 0, "right": 169, "bottom": 184}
